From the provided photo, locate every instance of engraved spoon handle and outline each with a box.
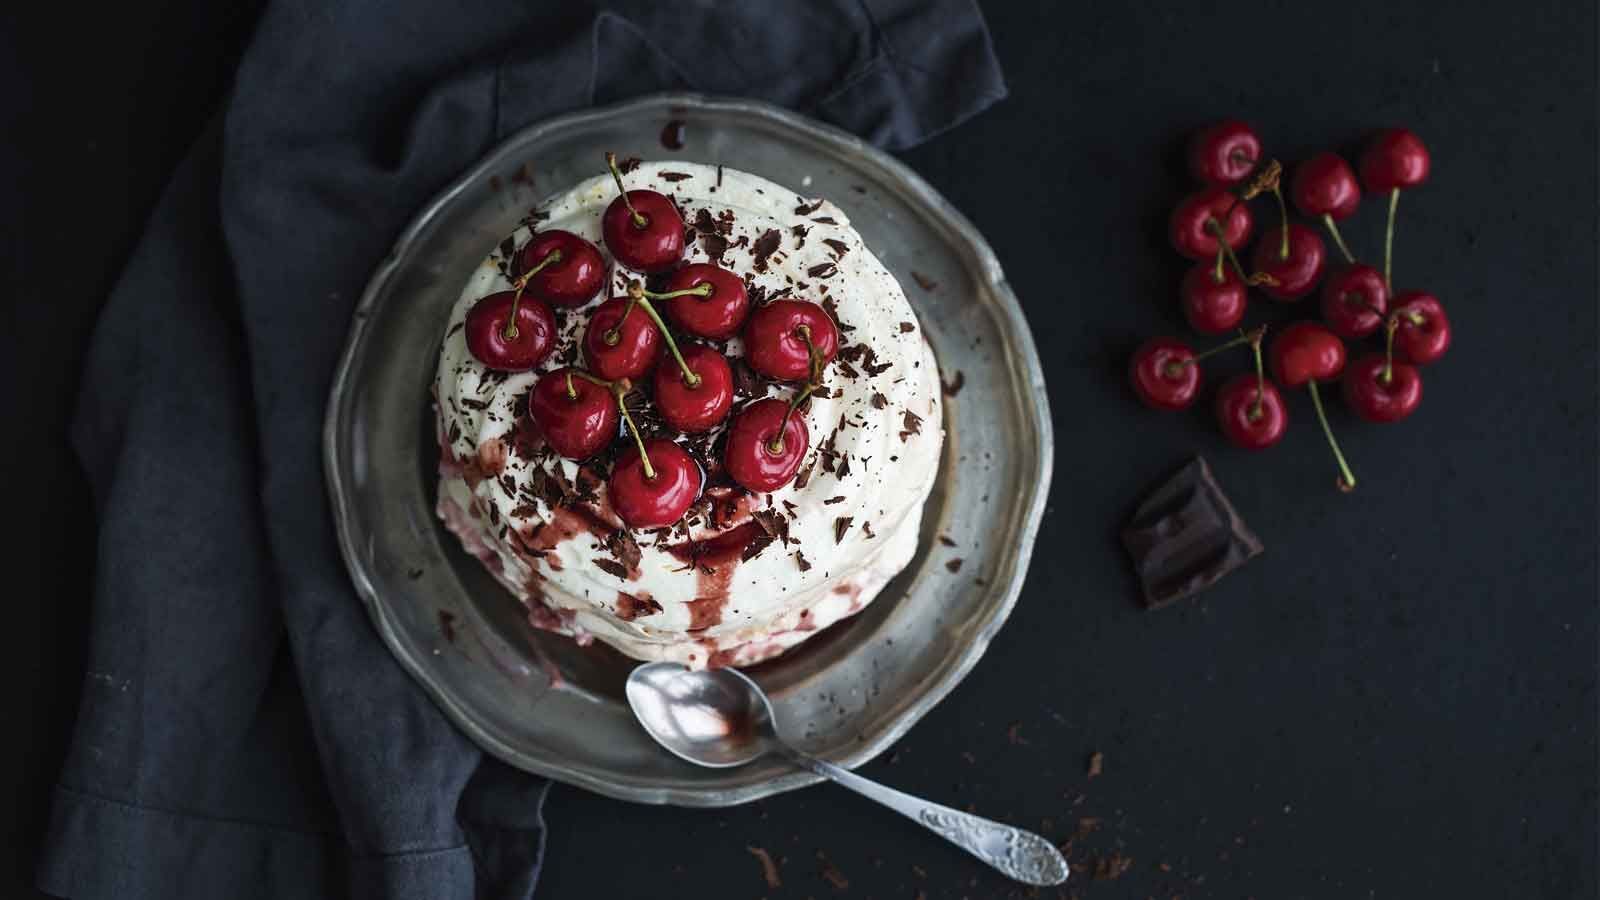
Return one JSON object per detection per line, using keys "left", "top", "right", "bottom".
{"left": 780, "top": 748, "right": 1069, "bottom": 886}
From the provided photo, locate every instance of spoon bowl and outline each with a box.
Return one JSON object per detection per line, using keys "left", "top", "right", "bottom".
{"left": 625, "top": 661, "right": 779, "bottom": 768}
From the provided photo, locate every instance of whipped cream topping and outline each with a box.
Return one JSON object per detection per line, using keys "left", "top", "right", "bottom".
{"left": 434, "top": 161, "right": 943, "bottom": 668}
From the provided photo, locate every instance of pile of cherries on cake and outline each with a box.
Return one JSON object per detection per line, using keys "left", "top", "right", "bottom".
{"left": 462, "top": 153, "right": 839, "bottom": 528}
{"left": 1131, "top": 122, "right": 1452, "bottom": 491}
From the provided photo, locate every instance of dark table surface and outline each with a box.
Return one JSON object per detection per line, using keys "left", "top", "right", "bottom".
{"left": 11, "top": 1, "right": 1597, "bottom": 898}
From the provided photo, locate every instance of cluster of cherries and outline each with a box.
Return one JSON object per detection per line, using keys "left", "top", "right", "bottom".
{"left": 1131, "top": 122, "right": 1453, "bottom": 491}
{"left": 463, "top": 153, "right": 839, "bottom": 528}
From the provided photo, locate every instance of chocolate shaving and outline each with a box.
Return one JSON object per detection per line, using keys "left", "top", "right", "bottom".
{"left": 658, "top": 171, "right": 692, "bottom": 181}
{"left": 699, "top": 232, "right": 729, "bottom": 262}
{"left": 911, "top": 270, "right": 938, "bottom": 291}
{"left": 606, "top": 529, "right": 642, "bottom": 571}
{"left": 811, "top": 215, "right": 837, "bottom": 224}
{"left": 898, "top": 321, "right": 915, "bottom": 333}
{"left": 794, "top": 198, "right": 824, "bottom": 215}
{"left": 833, "top": 516, "right": 853, "bottom": 543}
{"left": 447, "top": 422, "right": 461, "bottom": 445}
{"left": 716, "top": 164, "right": 724, "bottom": 187}
{"left": 794, "top": 460, "right": 815, "bottom": 489}
{"left": 818, "top": 294, "right": 853, "bottom": 333}
{"left": 836, "top": 454, "right": 851, "bottom": 479}
{"left": 898, "top": 410, "right": 924, "bottom": 442}
{"left": 794, "top": 550, "right": 812, "bottom": 572}
{"left": 823, "top": 495, "right": 846, "bottom": 505}
{"left": 747, "top": 846, "right": 782, "bottom": 889}
{"left": 945, "top": 558, "right": 964, "bottom": 573}
{"left": 807, "top": 261, "right": 838, "bottom": 279}
{"left": 593, "top": 558, "right": 629, "bottom": 580}
{"left": 730, "top": 357, "right": 764, "bottom": 397}
{"left": 614, "top": 591, "right": 662, "bottom": 620}
{"left": 870, "top": 392, "right": 888, "bottom": 409}
{"left": 617, "top": 156, "right": 641, "bottom": 173}
{"left": 861, "top": 521, "right": 875, "bottom": 538}
{"left": 791, "top": 223, "right": 809, "bottom": 247}
{"left": 752, "top": 228, "right": 781, "bottom": 271}
{"left": 693, "top": 208, "right": 717, "bottom": 234}
{"left": 460, "top": 397, "right": 490, "bottom": 411}
{"left": 942, "top": 370, "right": 966, "bottom": 396}
{"left": 822, "top": 238, "right": 850, "bottom": 258}
{"left": 741, "top": 531, "right": 776, "bottom": 562}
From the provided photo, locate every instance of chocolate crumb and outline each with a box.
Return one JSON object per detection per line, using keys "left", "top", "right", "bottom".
{"left": 938, "top": 535, "right": 956, "bottom": 547}
{"left": 942, "top": 370, "right": 966, "bottom": 396}
{"left": 816, "top": 851, "right": 849, "bottom": 890}
{"left": 861, "top": 521, "right": 875, "bottom": 539}
{"left": 746, "top": 846, "right": 781, "bottom": 889}
{"left": 1092, "top": 851, "right": 1134, "bottom": 881}
{"left": 833, "top": 517, "right": 853, "bottom": 543}
{"left": 911, "top": 270, "right": 938, "bottom": 291}
{"left": 898, "top": 321, "right": 915, "bottom": 333}
{"left": 945, "top": 558, "right": 963, "bottom": 573}
{"left": 437, "top": 610, "right": 457, "bottom": 642}
{"left": 898, "top": 409, "right": 924, "bottom": 442}
{"left": 1087, "top": 751, "right": 1104, "bottom": 778}
{"left": 618, "top": 156, "right": 642, "bottom": 173}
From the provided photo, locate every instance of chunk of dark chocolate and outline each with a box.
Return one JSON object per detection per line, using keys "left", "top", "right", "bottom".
{"left": 1121, "top": 457, "right": 1261, "bottom": 608}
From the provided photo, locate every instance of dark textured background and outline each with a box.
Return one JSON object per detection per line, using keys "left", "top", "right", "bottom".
{"left": 10, "top": 1, "right": 1596, "bottom": 898}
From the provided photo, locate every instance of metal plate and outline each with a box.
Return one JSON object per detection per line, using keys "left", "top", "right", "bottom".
{"left": 324, "top": 93, "right": 1052, "bottom": 806}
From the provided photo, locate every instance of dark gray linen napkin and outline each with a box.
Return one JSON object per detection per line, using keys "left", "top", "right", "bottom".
{"left": 38, "top": 3, "right": 1004, "bottom": 898}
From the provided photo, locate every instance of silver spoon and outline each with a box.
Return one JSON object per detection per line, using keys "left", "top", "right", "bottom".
{"left": 625, "top": 661, "right": 1069, "bottom": 886}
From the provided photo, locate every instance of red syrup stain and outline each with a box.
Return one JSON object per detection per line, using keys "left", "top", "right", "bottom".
{"left": 477, "top": 438, "right": 508, "bottom": 475}
{"left": 660, "top": 119, "right": 686, "bottom": 150}
{"left": 831, "top": 581, "right": 862, "bottom": 601}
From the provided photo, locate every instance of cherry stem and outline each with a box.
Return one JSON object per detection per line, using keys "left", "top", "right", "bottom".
{"left": 1381, "top": 316, "right": 1399, "bottom": 385}
{"left": 640, "top": 283, "right": 714, "bottom": 302}
{"left": 1242, "top": 160, "right": 1288, "bottom": 259}
{"left": 1248, "top": 328, "right": 1268, "bottom": 421}
{"left": 1165, "top": 325, "right": 1264, "bottom": 376}
{"left": 612, "top": 379, "right": 654, "bottom": 480}
{"left": 501, "top": 249, "right": 562, "bottom": 341}
{"left": 1308, "top": 380, "right": 1357, "bottom": 493}
{"left": 605, "top": 152, "right": 648, "bottom": 229}
{"left": 570, "top": 370, "right": 615, "bottom": 390}
{"left": 1322, "top": 214, "right": 1356, "bottom": 265}
{"left": 1272, "top": 185, "right": 1290, "bottom": 259}
{"left": 565, "top": 370, "right": 576, "bottom": 400}
{"left": 770, "top": 328, "right": 823, "bottom": 455}
{"left": 1383, "top": 188, "right": 1399, "bottom": 293}
{"left": 1205, "top": 220, "right": 1276, "bottom": 286}
{"left": 627, "top": 281, "right": 700, "bottom": 387}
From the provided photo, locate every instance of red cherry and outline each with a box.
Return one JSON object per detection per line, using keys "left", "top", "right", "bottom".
{"left": 1181, "top": 262, "right": 1248, "bottom": 335}
{"left": 1391, "top": 291, "right": 1451, "bottom": 364}
{"left": 653, "top": 344, "right": 733, "bottom": 433}
{"left": 1129, "top": 337, "right": 1200, "bottom": 410}
{"left": 1251, "top": 224, "right": 1326, "bottom": 301}
{"left": 1320, "top": 264, "right": 1389, "bottom": 339}
{"left": 661, "top": 263, "right": 750, "bottom": 340}
{"left": 583, "top": 295, "right": 661, "bottom": 381}
{"left": 743, "top": 300, "right": 839, "bottom": 381}
{"left": 1215, "top": 373, "right": 1288, "bottom": 449}
{"left": 1187, "top": 120, "right": 1262, "bottom": 186}
{"left": 1291, "top": 153, "right": 1361, "bottom": 221}
{"left": 1270, "top": 323, "right": 1357, "bottom": 491}
{"left": 1359, "top": 129, "right": 1431, "bottom": 193}
{"left": 601, "top": 153, "right": 685, "bottom": 273}
{"left": 1343, "top": 353, "right": 1423, "bottom": 423}
{"left": 1270, "top": 322, "right": 1346, "bottom": 388}
{"left": 608, "top": 438, "right": 702, "bottom": 529}
{"left": 724, "top": 397, "right": 810, "bottom": 492}
{"left": 528, "top": 368, "right": 619, "bottom": 459}
{"left": 1169, "top": 187, "right": 1253, "bottom": 261}
{"left": 514, "top": 230, "right": 605, "bottom": 307}
{"left": 464, "top": 289, "right": 556, "bottom": 372}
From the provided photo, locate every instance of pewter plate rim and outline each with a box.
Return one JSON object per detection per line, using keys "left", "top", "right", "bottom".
{"left": 324, "top": 92, "right": 1053, "bottom": 806}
